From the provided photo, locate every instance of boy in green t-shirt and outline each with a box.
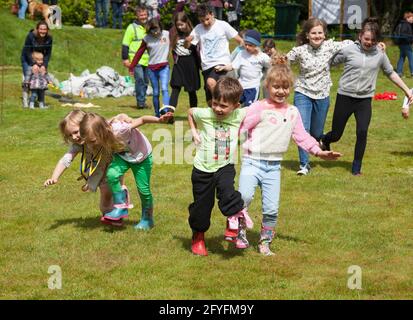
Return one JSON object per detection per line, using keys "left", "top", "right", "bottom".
{"left": 187, "top": 77, "right": 251, "bottom": 256}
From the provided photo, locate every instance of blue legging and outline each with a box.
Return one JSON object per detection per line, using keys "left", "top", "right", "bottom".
{"left": 147, "top": 65, "right": 170, "bottom": 117}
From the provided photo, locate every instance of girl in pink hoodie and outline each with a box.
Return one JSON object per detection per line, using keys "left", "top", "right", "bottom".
{"left": 236, "top": 56, "right": 341, "bottom": 256}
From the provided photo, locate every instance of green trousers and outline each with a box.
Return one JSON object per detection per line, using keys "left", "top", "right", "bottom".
{"left": 106, "top": 154, "right": 153, "bottom": 210}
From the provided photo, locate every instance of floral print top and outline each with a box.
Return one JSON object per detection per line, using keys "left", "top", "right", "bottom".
{"left": 287, "top": 39, "right": 353, "bottom": 99}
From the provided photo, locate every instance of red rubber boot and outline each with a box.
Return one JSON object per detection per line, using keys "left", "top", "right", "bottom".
{"left": 191, "top": 232, "right": 208, "bottom": 256}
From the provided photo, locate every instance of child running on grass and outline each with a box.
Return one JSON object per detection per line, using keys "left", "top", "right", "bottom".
{"left": 187, "top": 77, "right": 252, "bottom": 256}
{"left": 44, "top": 110, "right": 129, "bottom": 226}
{"left": 237, "top": 56, "right": 342, "bottom": 256}
{"left": 129, "top": 19, "right": 172, "bottom": 118}
{"left": 79, "top": 112, "right": 172, "bottom": 229}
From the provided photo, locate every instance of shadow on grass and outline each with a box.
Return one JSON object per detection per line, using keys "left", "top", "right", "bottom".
{"left": 174, "top": 230, "right": 309, "bottom": 258}
{"left": 390, "top": 151, "right": 413, "bottom": 157}
{"left": 48, "top": 216, "right": 135, "bottom": 233}
{"left": 281, "top": 160, "right": 352, "bottom": 172}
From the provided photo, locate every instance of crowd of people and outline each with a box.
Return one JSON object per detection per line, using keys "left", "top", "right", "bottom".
{"left": 26, "top": 3, "right": 412, "bottom": 257}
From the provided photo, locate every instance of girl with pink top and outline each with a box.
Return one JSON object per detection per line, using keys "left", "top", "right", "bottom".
{"left": 79, "top": 112, "right": 172, "bottom": 230}
{"left": 237, "top": 56, "right": 342, "bottom": 256}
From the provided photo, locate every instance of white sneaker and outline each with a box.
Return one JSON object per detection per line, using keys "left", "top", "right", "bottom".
{"left": 39, "top": 103, "right": 48, "bottom": 109}
{"left": 29, "top": 102, "right": 35, "bottom": 109}
{"left": 296, "top": 167, "right": 309, "bottom": 176}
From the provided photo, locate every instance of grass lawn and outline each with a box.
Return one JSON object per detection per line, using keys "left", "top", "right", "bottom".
{"left": 0, "top": 9, "right": 413, "bottom": 299}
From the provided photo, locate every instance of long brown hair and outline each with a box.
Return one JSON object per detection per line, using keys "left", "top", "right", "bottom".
{"left": 33, "top": 20, "right": 49, "bottom": 43}
{"left": 79, "top": 113, "right": 125, "bottom": 155}
{"left": 296, "top": 17, "right": 327, "bottom": 46}
{"left": 170, "top": 11, "right": 194, "bottom": 51}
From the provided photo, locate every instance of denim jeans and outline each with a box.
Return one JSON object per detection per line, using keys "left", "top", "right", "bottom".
{"left": 133, "top": 64, "right": 149, "bottom": 108}
{"left": 95, "top": 0, "right": 109, "bottom": 27}
{"left": 238, "top": 157, "right": 281, "bottom": 228}
{"left": 18, "top": 0, "right": 28, "bottom": 19}
{"left": 30, "top": 89, "right": 45, "bottom": 104}
{"left": 396, "top": 44, "right": 413, "bottom": 75}
{"left": 111, "top": 1, "right": 123, "bottom": 29}
{"left": 147, "top": 66, "right": 170, "bottom": 117}
{"left": 294, "top": 91, "right": 330, "bottom": 169}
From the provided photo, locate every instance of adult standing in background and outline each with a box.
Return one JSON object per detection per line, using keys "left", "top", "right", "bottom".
{"left": 208, "top": 0, "right": 224, "bottom": 20}
{"left": 95, "top": 0, "right": 110, "bottom": 28}
{"left": 18, "top": 0, "right": 28, "bottom": 19}
{"left": 122, "top": 5, "right": 150, "bottom": 109}
{"left": 394, "top": 11, "right": 413, "bottom": 77}
{"left": 111, "top": 0, "right": 124, "bottom": 29}
{"left": 20, "top": 21, "right": 53, "bottom": 108}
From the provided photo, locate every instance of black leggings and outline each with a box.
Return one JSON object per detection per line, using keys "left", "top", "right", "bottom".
{"left": 323, "top": 94, "right": 372, "bottom": 167}
{"left": 169, "top": 86, "right": 198, "bottom": 108}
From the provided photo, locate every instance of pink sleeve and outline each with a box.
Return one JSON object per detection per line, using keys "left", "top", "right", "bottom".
{"left": 292, "top": 112, "right": 322, "bottom": 155}
{"left": 240, "top": 102, "right": 263, "bottom": 133}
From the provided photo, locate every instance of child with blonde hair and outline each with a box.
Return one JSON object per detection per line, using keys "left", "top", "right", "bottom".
{"left": 24, "top": 51, "right": 52, "bottom": 109}
{"left": 44, "top": 110, "right": 126, "bottom": 226}
{"left": 237, "top": 56, "right": 342, "bottom": 255}
{"left": 79, "top": 112, "right": 172, "bottom": 229}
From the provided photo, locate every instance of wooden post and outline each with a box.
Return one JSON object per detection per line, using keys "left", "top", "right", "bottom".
{"left": 340, "top": 0, "right": 345, "bottom": 40}
{"left": 308, "top": 0, "right": 312, "bottom": 18}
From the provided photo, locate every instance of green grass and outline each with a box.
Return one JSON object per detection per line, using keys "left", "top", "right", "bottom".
{"left": 1, "top": 9, "right": 413, "bottom": 299}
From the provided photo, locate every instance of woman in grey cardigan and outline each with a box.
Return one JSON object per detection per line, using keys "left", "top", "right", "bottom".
{"left": 321, "top": 17, "right": 413, "bottom": 176}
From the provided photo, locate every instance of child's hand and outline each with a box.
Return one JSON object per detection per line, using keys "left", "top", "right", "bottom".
{"left": 129, "top": 69, "right": 134, "bottom": 76}
{"left": 44, "top": 178, "right": 57, "bottom": 187}
{"left": 402, "top": 108, "right": 409, "bottom": 119}
{"left": 191, "top": 130, "right": 201, "bottom": 145}
{"left": 377, "top": 42, "right": 386, "bottom": 51}
{"left": 215, "top": 64, "right": 229, "bottom": 72}
{"left": 317, "top": 150, "right": 342, "bottom": 161}
{"left": 159, "top": 112, "right": 174, "bottom": 123}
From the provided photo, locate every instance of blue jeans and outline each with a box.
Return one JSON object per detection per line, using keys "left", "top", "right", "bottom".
{"left": 133, "top": 64, "right": 149, "bottom": 108}
{"left": 18, "top": 0, "right": 28, "bottom": 19}
{"left": 294, "top": 91, "right": 330, "bottom": 169}
{"left": 238, "top": 157, "right": 281, "bottom": 228}
{"left": 95, "top": 0, "right": 109, "bottom": 27}
{"left": 30, "top": 89, "right": 45, "bottom": 104}
{"left": 111, "top": 1, "right": 123, "bottom": 29}
{"left": 147, "top": 66, "right": 170, "bottom": 117}
{"left": 396, "top": 44, "right": 413, "bottom": 75}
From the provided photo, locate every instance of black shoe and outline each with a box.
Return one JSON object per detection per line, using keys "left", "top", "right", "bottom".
{"left": 137, "top": 103, "right": 149, "bottom": 109}
{"left": 319, "top": 137, "right": 330, "bottom": 151}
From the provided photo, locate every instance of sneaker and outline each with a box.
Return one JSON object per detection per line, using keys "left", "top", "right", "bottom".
{"left": 29, "top": 102, "right": 35, "bottom": 109}
{"left": 236, "top": 227, "right": 249, "bottom": 249}
{"left": 137, "top": 103, "right": 150, "bottom": 109}
{"left": 224, "top": 218, "right": 238, "bottom": 242}
{"left": 258, "top": 242, "right": 274, "bottom": 256}
{"left": 352, "top": 172, "right": 363, "bottom": 176}
{"left": 39, "top": 103, "right": 48, "bottom": 109}
{"left": 319, "top": 137, "right": 330, "bottom": 151}
{"left": 296, "top": 166, "right": 309, "bottom": 176}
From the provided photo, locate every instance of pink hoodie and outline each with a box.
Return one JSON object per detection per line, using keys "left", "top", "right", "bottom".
{"left": 240, "top": 99, "right": 322, "bottom": 161}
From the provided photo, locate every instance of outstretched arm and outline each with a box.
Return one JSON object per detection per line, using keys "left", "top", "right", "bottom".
{"left": 44, "top": 161, "right": 67, "bottom": 187}
{"left": 130, "top": 114, "right": 173, "bottom": 129}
